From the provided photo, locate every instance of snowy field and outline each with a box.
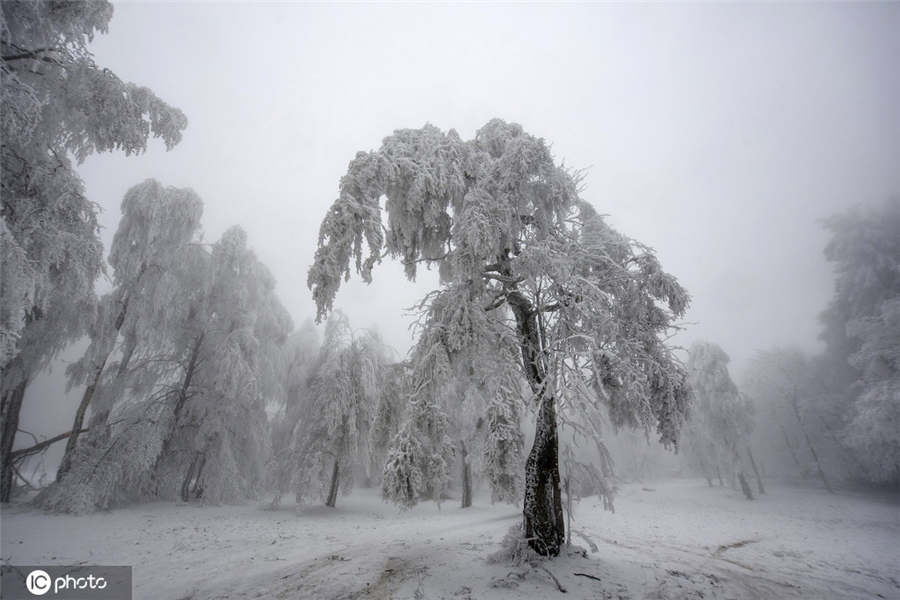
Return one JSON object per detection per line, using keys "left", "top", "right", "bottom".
{"left": 2, "top": 479, "right": 898, "bottom": 600}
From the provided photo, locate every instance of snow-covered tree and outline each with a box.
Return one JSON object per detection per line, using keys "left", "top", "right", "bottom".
{"left": 0, "top": 0, "right": 186, "bottom": 502}
{"left": 152, "top": 226, "right": 291, "bottom": 503}
{"left": 38, "top": 226, "right": 291, "bottom": 512}
{"left": 820, "top": 199, "right": 900, "bottom": 484}
{"left": 57, "top": 180, "right": 203, "bottom": 478}
{"left": 843, "top": 299, "right": 900, "bottom": 482}
{"left": 308, "top": 120, "right": 690, "bottom": 555}
{"left": 742, "top": 349, "right": 837, "bottom": 493}
{"left": 291, "top": 312, "right": 388, "bottom": 507}
{"left": 683, "top": 342, "right": 756, "bottom": 498}
{"left": 268, "top": 320, "right": 320, "bottom": 506}
{"left": 368, "top": 361, "right": 411, "bottom": 486}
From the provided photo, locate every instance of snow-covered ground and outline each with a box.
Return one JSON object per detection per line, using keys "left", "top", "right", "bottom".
{"left": 2, "top": 479, "right": 898, "bottom": 599}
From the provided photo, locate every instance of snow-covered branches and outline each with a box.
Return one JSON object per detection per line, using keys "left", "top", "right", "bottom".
{"left": 309, "top": 119, "right": 690, "bottom": 555}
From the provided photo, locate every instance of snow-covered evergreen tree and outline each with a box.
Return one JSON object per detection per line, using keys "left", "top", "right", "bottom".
{"left": 308, "top": 119, "right": 690, "bottom": 555}
{"left": 0, "top": 0, "right": 186, "bottom": 501}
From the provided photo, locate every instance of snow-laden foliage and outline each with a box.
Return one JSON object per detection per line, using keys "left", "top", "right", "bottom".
{"left": 819, "top": 199, "right": 900, "bottom": 484}
{"left": 267, "top": 321, "right": 320, "bottom": 503}
{"left": 290, "top": 312, "right": 388, "bottom": 506}
{"left": 0, "top": 1, "right": 186, "bottom": 374}
{"left": 56, "top": 180, "right": 203, "bottom": 475}
{"left": 308, "top": 119, "right": 690, "bottom": 554}
{"left": 369, "top": 362, "right": 411, "bottom": 483}
{"left": 682, "top": 342, "right": 753, "bottom": 486}
{"left": 844, "top": 298, "right": 900, "bottom": 482}
{"left": 40, "top": 226, "right": 291, "bottom": 512}
{"left": 1, "top": 0, "right": 186, "bottom": 502}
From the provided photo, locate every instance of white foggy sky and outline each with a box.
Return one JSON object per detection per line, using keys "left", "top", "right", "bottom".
{"left": 22, "top": 2, "right": 900, "bottom": 451}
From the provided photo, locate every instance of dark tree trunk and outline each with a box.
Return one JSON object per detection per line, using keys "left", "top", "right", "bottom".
{"left": 191, "top": 454, "right": 206, "bottom": 499}
{"left": 460, "top": 442, "right": 472, "bottom": 509}
{"left": 180, "top": 453, "right": 200, "bottom": 502}
{"left": 1, "top": 376, "right": 28, "bottom": 502}
{"left": 325, "top": 459, "right": 340, "bottom": 508}
{"left": 57, "top": 374, "right": 101, "bottom": 480}
{"left": 738, "top": 471, "right": 754, "bottom": 500}
{"left": 58, "top": 296, "right": 133, "bottom": 480}
{"left": 507, "top": 290, "right": 564, "bottom": 557}
{"left": 747, "top": 447, "right": 765, "bottom": 495}
{"left": 152, "top": 333, "right": 205, "bottom": 496}
{"left": 781, "top": 424, "right": 802, "bottom": 468}
{"left": 705, "top": 475, "right": 713, "bottom": 488}
{"left": 716, "top": 466, "right": 724, "bottom": 487}
{"left": 790, "top": 392, "right": 834, "bottom": 494}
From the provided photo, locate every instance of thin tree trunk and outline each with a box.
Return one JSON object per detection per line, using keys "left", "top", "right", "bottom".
{"left": 191, "top": 454, "right": 206, "bottom": 498}
{"left": 790, "top": 392, "right": 834, "bottom": 494}
{"left": 781, "top": 424, "right": 802, "bottom": 468}
{"left": 1, "top": 376, "right": 28, "bottom": 502}
{"left": 460, "top": 442, "right": 472, "bottom": 508}
{"left": 747, "top": 447, "right": 765, "bottom": 494}
{"left": 716, "top": 466, "right": 724, "bottom": 487}
{"left": 152, "top": 333, "right": 205, "bottom": 497}
{"left": 180, "top": 453, "right": 199, "bottom": 502}
{"left": 325, "top": 459, "right": 340, "bottom": 507}
{"left": 705, "top": 475, "right": 713, "bottom": 487}
{"left": 508, "top": 289, "right": 564, "bottom": 557}
{"left": 58, "top": 296, "right": 133, "bottom": 480}
{"left": 738, "top": 471, "right": 754, "bottom": 500}
{"left": 564, "top": 475, "right": 572, "bottom": 546}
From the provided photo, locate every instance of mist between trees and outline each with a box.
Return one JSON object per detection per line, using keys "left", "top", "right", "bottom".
{"left": 2, "top": 0, "right": 898, "bottom": 569}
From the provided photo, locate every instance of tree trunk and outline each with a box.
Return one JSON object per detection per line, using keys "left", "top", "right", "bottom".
{"left": 1, "top": 376, "right": 28, "bottom": 502}
{"left": 325, "top": 459, "right": 340, "bottom": 507}
{"left": 460, "top": 442, "right": 472, "bottom": 508}
{"left": 803, "top": 430, "right": 834, "bottom": 494}
{"left": 180, "top": 453, "right": 199, "bottom": 502}
{"left": 524, "top": 391, "right": 565, "bottom": 556}
{"left": 58, "top": 297, "right": 134, "bottom": 480}
{"left": 738, "top": 471, "right": 754, "bottom": 500}
{"left": 781, "top": 424, "right": 802, "bottom": 469}
{"left": 705, "top": 475, "right": 713, "bottom": 488}
{"left": 790, "top": 392, "right": 834, "bottom": 494}
{"left": 716, "top": 466, "right": 724, "bottom": 487}
{"left": 747, "top": 447, "right": 765, "bottom": 494}
{"left": 191, "top": 454, "right": 206, "bottom": 499}
{"left": 564, "top": 475, "right": 572, "bottom": 546}
{"left": 507, "top": 289, "right": 564, "bottom": 557}
{"left": 152, "top": 333, "right": 205, "bottom": 496}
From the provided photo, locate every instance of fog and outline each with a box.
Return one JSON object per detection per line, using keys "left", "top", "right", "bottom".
{"left": 3, "top": 3, "right": 900, "bottom": 598}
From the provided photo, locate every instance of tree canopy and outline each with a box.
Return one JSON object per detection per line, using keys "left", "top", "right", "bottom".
{"left": 308, "top": 119, "right": 690, "bottom": 555}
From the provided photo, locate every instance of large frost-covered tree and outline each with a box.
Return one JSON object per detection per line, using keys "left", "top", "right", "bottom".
{"left": 0, "top": 0, "right": 186, "bottom": 501}
{"left": 308, "top": 120, "right": 690, "bottom": 555}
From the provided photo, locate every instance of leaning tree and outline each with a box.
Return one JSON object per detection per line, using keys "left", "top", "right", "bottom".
{"left": 308, "top": 119, "right": 690, "bottom": 556}
{"left": 0, "top": 0, "right": 186, "bottom": 502}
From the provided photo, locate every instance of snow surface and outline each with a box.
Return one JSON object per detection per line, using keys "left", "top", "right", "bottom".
{"left": 2, "top": 479, "right": 898, "bottom": 599}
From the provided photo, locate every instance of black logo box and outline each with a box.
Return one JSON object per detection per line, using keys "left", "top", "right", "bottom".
{"left": 1, "top": 566, "right": 132, "bottom": 600}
